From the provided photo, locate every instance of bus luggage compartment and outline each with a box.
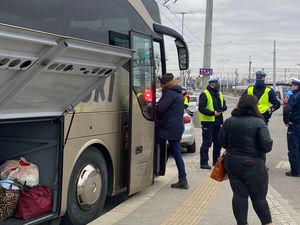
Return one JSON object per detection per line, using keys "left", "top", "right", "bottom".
{"left": 0, "top": 116, "right": 62, "bottom": 224}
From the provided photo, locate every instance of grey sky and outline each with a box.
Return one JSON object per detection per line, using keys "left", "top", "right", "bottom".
{"left": 156, "top": 0, "right": 300, "bottom": 81}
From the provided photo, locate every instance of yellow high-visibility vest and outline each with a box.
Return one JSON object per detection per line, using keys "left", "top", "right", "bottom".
{"left": 199, "top": 90, "right": 224, "bottom": 122}
{"left": 184, "top": 96, "right": 189, "bottom": 106}
{"left": 247, "top": 86, "right": 271, "bottom": 113}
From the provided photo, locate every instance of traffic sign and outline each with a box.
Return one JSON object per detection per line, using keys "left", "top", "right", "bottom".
{"left": 199, "top": 68, "right": 213, "bottom": 76}
{"left": 186, "top": 82, "right": 193, "bottom": 87}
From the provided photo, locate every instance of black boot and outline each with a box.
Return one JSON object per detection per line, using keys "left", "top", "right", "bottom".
{"left": 171, "top": 178, "right": 189, "bottom": 189}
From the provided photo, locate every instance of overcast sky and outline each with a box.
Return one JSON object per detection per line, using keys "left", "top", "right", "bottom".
{"left": 156, "top": 0, "right": 300, "bottom": 81}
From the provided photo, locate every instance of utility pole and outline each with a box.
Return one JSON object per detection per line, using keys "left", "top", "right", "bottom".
{"left": 248, "top": 56, "right": 252, "bottom": 82}
{"left": 234, "top": 69, "right": 239, "bottom": 96}
{"left": 174, "top": 11, "right": 192, "bottom": 86}
{"left": 273, "top": 40, "right": 276, "bottom": 91}
{"left": 284, "top": 68, "right": 287, "bottom": 83}
{"left": 202, "top": 0, "right": 213, "bottom": 91}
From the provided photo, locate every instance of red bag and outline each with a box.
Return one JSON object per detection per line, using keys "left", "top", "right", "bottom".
{"left": 15, "top": 185, "right": 52, "bottom": 220}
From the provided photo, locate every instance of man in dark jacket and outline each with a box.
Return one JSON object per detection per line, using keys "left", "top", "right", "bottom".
{"left": 198, "top": 77, "right": 227, "bottom": 169}
{"left": 245, "top": 71, "right": 280, "bottom": 124}
{"left": 157, "top": 73, "right": 189, "bottom": 189}
{"left": 283, "top": 78, "right": 300, "bottom": 177}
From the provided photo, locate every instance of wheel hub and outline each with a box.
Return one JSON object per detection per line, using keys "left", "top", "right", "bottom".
{"left": 76, "top": 164, "right": 102, "bottom": 211}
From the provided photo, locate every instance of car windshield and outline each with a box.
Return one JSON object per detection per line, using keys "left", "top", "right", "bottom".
{"left": 189, "top": 96, "right": 198, "bottom": 102}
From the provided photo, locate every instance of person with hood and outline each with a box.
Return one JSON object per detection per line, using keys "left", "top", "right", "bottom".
{"left": 156, "top": 73, "right": 189, "bottom": 189}
{"left": 220, "top": 94, "right": 273, "bottom": 225}
{"left": 245, "top": 71, "right": 280, "bottom": 124}
{"left": 199, "top": 77, "right": 227, "bottom": 169}
{"left": 283, "top": 78, "right": 300, "bottom": 177}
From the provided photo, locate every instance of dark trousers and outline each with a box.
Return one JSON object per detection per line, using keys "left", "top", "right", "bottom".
{"left": 200, "top": 125, "right": 221, "bottom": 166}
{"left": 160, "top": 139, "right": 187, "bottom": 180}
{"left": 287, "top": 126, "right": 300, "bottom": 175}
{"left": 224, "top": 153, "right": 272, "bottom": 225}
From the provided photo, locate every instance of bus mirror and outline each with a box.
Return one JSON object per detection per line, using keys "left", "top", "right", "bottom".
{"left": 175, "top": 39, "right": 189, "bottom": 70}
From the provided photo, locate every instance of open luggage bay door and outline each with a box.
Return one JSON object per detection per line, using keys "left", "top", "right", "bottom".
{"left": 0, "top": 24, "right": 133, "bottom": 119}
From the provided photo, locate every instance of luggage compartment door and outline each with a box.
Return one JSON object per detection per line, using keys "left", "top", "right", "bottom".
{"left": 0, "top": 24, "right": 133, "bottom": 119}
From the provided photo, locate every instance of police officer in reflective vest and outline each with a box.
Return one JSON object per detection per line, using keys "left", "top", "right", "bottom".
{"left": 199, "top": 77, "right": 227, "bottom": 169}
{"left": 183, "top": 88, "right": 189, "bottom": 109}
{"left": 283, "top": 78, "right": 300, "bottom": 177}
{"left": 245, "top": 71, "right": 280, "bottom": 124}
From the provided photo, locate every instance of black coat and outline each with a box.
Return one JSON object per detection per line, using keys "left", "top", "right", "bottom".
{"left": 283, "top": 89, "right": 300, "bottom": 131}
{"left": 157, "top": 85, "right": 184, "bottom": 141}
{"left": 219, "top": 109, "right": 273, "bottom": 160}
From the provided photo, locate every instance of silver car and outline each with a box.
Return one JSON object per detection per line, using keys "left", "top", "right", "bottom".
{"left": 180, "top": 110, "right": 196, "bottom": 153}
{"left": 187, "top": 95, "right": 199, "bottom": 114}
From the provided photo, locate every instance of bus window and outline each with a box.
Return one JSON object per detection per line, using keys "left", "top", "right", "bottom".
{"left": 153, "top": 41, "right": 162, "bottom": 80}
{"left": 132, "top": 33, "right": 154, "bottom": 120}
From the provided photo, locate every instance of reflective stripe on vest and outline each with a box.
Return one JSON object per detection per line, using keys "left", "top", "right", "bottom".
{"left": 199, "top": 90, "right": 224, "bottom": 122}
{"left": 247, "top": 86, "right": 271, "bottom": 113}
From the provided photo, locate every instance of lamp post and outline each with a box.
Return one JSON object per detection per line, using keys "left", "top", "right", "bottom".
{"left": 202, "top": 0, "right": 213, "bottom": 91}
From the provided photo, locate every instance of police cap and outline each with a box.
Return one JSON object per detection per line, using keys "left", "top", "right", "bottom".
{"left": 291, "top": 78, "right": 300, "bottom": 86}
{"left": 255, "top": 71, "right": 267, "bottom": 78}
{"left": 208, "top": 76, "right": 219, "bottom": 84}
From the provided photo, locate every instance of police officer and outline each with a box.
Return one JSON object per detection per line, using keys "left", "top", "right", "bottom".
{"left": 199, "top": 77, "right": 227, "bottom": 169}
{"left": 182, "top": 88, "right": 189, "bottom": 109}
{"left": 245, "top": 71, "right": 280, "bottom": 124}
{"left": 283, "top": 78, "right": 300, "bottom": 177}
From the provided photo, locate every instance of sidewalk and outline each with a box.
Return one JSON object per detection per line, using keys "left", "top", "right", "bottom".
{"left": 89, "top": 154, "right": 300, "bottom": 225}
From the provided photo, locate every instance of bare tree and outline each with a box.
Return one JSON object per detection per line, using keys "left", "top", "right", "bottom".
{"left": 159, "top": 0, "right": 179, "bottom": 8}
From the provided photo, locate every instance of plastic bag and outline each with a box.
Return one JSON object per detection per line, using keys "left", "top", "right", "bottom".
{"left": 0, "top": 158, "right": 39, "bottom": 187}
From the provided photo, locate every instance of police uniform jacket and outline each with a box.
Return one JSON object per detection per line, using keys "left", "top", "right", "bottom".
{"left": 283, "top": 89, "right": 300, "bottom": 131}
{"left": 198, "top": 86, "right": 227, "bottom": 126}
{"left": 244, "top": 85, "right": 280, "bottom": 122}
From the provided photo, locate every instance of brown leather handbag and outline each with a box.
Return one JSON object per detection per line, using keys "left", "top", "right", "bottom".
{"left": 210, "top": 153, "right": 227, "bottom": 182}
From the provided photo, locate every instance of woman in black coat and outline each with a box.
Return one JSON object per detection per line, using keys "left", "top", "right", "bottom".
{"left": 157, "top": 73, "right": 188, "bottom": 189}
{"left": 219, "top": 95, "right": 273, "bottom": 225}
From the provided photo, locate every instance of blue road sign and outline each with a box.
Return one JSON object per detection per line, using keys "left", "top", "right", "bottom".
{"left": 186, "top": 82, "right": 193, "bottom": 87}
{"left": 199, "top": 68, "right": 213, "bottom": 76}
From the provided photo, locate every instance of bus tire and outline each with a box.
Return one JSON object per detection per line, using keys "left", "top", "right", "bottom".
{"left": 64, "top": 147, "right": 108, "bottom": 225}
{"left": 187, "top": 141, "right": 196, "bottom": 153}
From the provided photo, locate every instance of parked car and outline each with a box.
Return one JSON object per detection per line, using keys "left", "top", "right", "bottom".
{"left": 180, "top": 110, "right": 196, "bottom": 153}
{"left": 187, "top": 94, "right": 199, "bottom": 114}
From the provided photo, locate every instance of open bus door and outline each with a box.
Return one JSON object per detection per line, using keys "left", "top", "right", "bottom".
{"left": 128, "top": 31, "right": 156, "bottom": 195}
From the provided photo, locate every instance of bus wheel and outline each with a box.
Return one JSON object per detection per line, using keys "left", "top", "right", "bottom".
{"left": 64, "top": 147, "right": 108, "bottom": 225}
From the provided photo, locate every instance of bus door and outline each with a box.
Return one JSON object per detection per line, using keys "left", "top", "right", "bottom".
{"left": 128, "top": 31, "right": 156, "bottom": 195}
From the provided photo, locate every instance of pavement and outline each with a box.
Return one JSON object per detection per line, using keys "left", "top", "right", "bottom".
{"left": 89, "top": 95, "right": 300, "bottom": 225}
{"left": 89, "top": 152, "right": 300, "bottom": 225}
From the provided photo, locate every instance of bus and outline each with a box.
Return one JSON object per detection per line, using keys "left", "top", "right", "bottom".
{"left": 0, "top": 0, "right": 189, "bottom": 225}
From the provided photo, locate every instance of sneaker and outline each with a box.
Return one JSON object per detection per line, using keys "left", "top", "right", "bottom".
{"left": 171, "top": 180, "right": 189, "bottom": 189}
{"left": 200, "top": 165, "right": 212, "bottom": 170}
{"left": 285, "top": 171, "right": 300, "bottom": 177}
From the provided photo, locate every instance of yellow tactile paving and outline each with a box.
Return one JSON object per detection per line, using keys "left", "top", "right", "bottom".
{"left": 160, "top": 173, "right": 221, "bottom": 225}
